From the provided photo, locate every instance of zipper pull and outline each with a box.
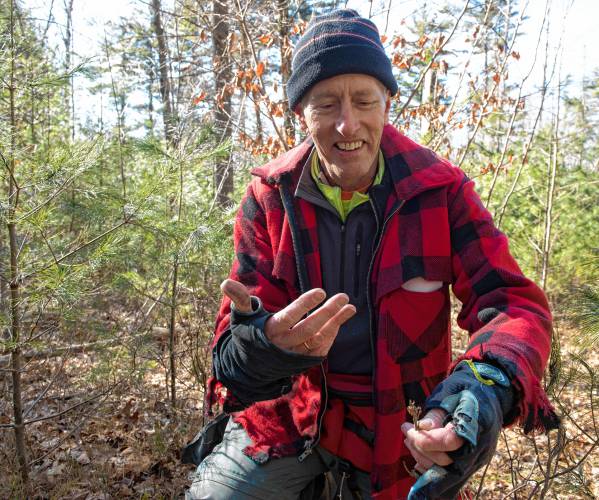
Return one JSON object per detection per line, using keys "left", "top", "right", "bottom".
{"left": 337, "top": 471, "right": 348, "bottom": 499}
{"left": 356, "top": 242, "right": 361, "bottom": 257}
{"left": 297, "top": 441, "right": 313, "bottom": 462}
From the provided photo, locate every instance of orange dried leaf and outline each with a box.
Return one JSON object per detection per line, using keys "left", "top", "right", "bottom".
{"left": 256, "top": 61, "right": 265, "bottom": 77}
{"left": 193, "top": 91, "right": 207, "bottom": 105}
{"left": 380, "top": 35, "right": 388, "bottom": 43}
{"left": 392, "top": 35, "right": 405, "bottom": 49}
{"left": 258, "top": 34, "right": 271, "bottom": 45}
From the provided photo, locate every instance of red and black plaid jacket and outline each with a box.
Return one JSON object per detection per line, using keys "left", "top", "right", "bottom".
{"left": 206, "top": 125, "right": 558, "bottom": 498}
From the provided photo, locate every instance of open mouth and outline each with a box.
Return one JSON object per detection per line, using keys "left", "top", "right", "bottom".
{"left": 335, "top": 141, "right": 364, "bottom": 151}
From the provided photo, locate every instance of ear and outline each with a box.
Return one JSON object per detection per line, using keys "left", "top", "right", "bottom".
{"left": 295, "top": 106, "right": 308, "bottom": 132}
{"left": 384, "top": 93, "right": 391, "bottom": 123}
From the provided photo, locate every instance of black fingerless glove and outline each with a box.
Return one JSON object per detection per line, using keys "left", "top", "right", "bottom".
{"left": 212, "top": 296, "right": 324, "bottom": 407}
{"left": 408, "top": 361, "right": 514, "bottom": 500}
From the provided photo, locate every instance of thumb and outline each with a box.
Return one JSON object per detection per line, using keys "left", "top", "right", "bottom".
{"left": 221, "top": 279, "right": 253, "bottom": 313}
{"left": 418, "top": 408, "right": 448, "bottom": 430}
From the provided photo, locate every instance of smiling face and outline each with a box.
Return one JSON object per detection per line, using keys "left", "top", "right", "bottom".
{"left": 298, "top": 74, "right": 391, "bottom": 191}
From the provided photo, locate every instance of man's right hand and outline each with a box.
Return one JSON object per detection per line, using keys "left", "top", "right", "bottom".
{"left": 221, "top": 279, "right": 356, "bottom": 357}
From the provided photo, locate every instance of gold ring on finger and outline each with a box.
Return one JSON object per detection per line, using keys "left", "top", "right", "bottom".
{"left": 303, "top": 340, "right": 312, "bottom": 351}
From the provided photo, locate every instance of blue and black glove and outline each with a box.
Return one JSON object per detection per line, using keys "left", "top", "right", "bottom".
{"left": 408, "top": 360, "right": 514, "bottom": 500}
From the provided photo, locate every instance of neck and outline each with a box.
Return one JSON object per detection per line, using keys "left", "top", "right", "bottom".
{"left": 322, "top": 162, "right": 378, "bottom": 192}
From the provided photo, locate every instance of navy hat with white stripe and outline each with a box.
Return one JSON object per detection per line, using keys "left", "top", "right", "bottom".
{"left": 287, "top": 9, "right": 398, "bottom": 110}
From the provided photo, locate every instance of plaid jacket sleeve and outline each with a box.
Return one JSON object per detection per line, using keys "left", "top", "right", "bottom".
{"left": 448, "top": 174, "right": 559, "bottom": 433}
{"left": 207, "top": 180, "right": 294, "bottom": 413}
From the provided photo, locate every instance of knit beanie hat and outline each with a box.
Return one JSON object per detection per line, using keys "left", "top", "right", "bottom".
{"left": 287, "top": 9, "right": 398, "bottom": 110}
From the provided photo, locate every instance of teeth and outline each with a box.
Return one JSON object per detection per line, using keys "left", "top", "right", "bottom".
{"left": 336, "top": 141, "right": 363, "bottom": 151}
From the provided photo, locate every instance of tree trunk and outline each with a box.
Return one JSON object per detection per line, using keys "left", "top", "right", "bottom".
{"left": 64, "top": 0, "right": 76, "bottom": 232}
{"left": 103, "top": 33, "right": 127, "bottom": 202}
{"left": 145, "top": 38, "right": 155, "bottom": 134}
{"left": 251, "top": 85, "right": 263, "bottom": 144}
{"left": 277, "top": 0, "right": 294, "bottom": 144}
{"left": 8, "top": 0, "right": 28, "bottom": 486}
{"left": 151, "top": 0, "right": 176, "bottom": 147}
{"left": 0, "top": 239, "right": 7, "bottom": 314}
{"left": 420, "top": 67, "right": 437, "bottom": 137}
{"left": 63, "top": 0, "right": 75, "bottom": 141}
{"left": 212, "top": 0, "right": 233, "bottom": 206}
{"left": 541, "top": 77, "right": 561, "bottom": 291}
{"left": 168, "top": 258, "right": 179, "bottom": 407}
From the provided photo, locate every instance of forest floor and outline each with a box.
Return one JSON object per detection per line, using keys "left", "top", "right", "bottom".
{"left": 1, "top": 321, "right": 597, "bottom": 499}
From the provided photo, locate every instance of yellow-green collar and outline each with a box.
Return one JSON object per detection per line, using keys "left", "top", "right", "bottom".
{"left": 310, "top": 150, "right": 384, "bottom": 222}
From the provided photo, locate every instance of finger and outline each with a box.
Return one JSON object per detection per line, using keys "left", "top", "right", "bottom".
{"left": 403, "top": 408, "right": 446, "bottom": 435}
{"left": 285, "top": 303, "right": 356, "bottom": 355}
{"left": 300, "top": 303, "right": 356, "bottom": 356}
{"left": 290, "top": 293, "right": 350, "bottom": 340}
{"left": 270, "top": 288, "right": 327, "bottom": 330}
{"left": 416, "top": 419, "right": 436, "bottom": 431}
{"left": 407, "top": 425, "right": 464, "bottom": 453}
{"left": 220, "top": 279, "right": 252, "bottom": 313}
{"left": 405, "top": 435, "right": 453, "bottom": 467}
{"left": 404, "top": 439, "right": 436, "bottom": 469}
{"left": 414, "top": 463, "right": 428, "bottom": 475}
{"left": 419, "top": 409, "right": 447, "bottom": 430}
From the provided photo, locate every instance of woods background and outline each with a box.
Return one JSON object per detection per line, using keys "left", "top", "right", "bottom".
{"left": 0, "top": 0, "right": 598, "bottom": 497}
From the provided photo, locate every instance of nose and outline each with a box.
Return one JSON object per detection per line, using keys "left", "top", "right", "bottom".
{"left": 336, "top": 101, "right": 360, "bottom": 137}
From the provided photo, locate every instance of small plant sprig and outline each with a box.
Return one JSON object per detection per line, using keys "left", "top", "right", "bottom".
{"left": 407, "top": 400, "right": 422, "bottom": 431}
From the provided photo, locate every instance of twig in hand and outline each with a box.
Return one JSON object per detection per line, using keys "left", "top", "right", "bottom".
{"left": 403, "top": 460, "right": 421, "bottom": 479}
{"left": 407, "top": 400, "right": 422, "bottom": 431}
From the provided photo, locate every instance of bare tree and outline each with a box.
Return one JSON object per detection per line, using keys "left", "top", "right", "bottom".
{"left": 63, "top": 0, "right": 75, "bottom": 141}
{"left": 6, "top": 0, "right": 28, "bottom": 486}
{"left": 152, "top": 0, "right": 177, "bottom": 147}
{"left": 212, "top": 0, "right": 234, "bottom": 205}
{"left": 277, "top": 0, "right": 295, "bottom": 143}
{"left": 540, "top": 70, "right": 561, "bottom": 291}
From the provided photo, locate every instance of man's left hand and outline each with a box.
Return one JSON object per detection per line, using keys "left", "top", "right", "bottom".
{"left": 401, "top": 408, "right": 462, "bottom": 473}
{"left": 401, "top": 361, "right": 514, "bottom": 499}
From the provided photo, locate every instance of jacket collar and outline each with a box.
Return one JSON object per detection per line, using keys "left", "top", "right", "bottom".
{"left": 251, "top": 124, "right": 459, "bottom": 202}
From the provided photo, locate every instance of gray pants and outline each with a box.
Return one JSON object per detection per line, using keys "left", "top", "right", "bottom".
{"left": 187, "top": 419, "right": 371, "bottom": 499}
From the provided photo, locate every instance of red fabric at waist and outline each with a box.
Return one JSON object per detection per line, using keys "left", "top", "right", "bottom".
{"left": 326, "top": 373, "right": 373, "bottom": 393}
{"left": 320, "top": 373, "right": 375, "bottom": 473}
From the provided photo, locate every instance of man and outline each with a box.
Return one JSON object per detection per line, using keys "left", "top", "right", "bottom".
{"left": 187, "top": 9, "right": 558, "bottom": 499}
